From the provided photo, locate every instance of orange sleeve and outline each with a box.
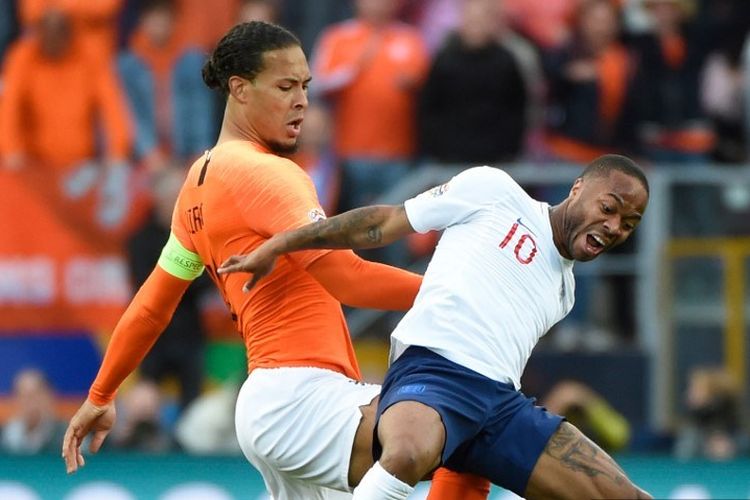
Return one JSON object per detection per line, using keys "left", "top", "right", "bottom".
{"left": 88, "top": 266, "right": 191, "bottom": 406}
{"left": 427, "top": 469, "right": 491, "bottom": 500}
{"left": 305, "top": 250, "right": 422, "bottom": 311}
{"left": 0, "top": 43, "right": 29, "bottom": 158}
{"left": 95, "top": 57, "right": 133, "bottom": 161}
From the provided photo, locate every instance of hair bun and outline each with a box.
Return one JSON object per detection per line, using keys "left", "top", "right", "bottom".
{"left": 202, "top": 58, "right": 221, "bottom": 89}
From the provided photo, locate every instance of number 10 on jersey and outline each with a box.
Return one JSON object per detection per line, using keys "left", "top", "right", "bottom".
{"left": 499, "top": 222, "right": 537, "bottom": 264}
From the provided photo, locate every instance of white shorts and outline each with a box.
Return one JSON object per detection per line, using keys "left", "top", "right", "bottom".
{"left": 235, "top": 366, "right": 380, "bottom": 500}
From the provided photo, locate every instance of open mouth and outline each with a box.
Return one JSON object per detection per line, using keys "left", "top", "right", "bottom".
{"left": 286, "top": 118, "right": 303, "bottom": 137}
{"left": 585, "top": 233, "right": 606, "bottom": 255}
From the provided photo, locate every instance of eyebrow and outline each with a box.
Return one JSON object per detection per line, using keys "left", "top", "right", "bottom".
{"left": 278, "top": 76, "right": 313, "bottom": 84}
{"left": 607, "top": 193, "right": 642, "bottom": 219}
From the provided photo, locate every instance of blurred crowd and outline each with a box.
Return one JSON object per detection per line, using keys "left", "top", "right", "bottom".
{"left": 2, "top": 0, "right": 750, "bottom": 218}
{"left": 3, "top": 364, "right": 746, "bottom": 460}
{"left": 1, "top": 0, "right": 749, "bottom": 459}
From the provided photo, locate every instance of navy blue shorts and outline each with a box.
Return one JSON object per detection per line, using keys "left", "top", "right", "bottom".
{"left": 374, "top": 346, "right": 563, "bottom": 496}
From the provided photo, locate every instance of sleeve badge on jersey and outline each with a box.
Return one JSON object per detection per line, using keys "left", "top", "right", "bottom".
{"left": 308, "top": 208, "right": 327, "bottom": 222}
{"left": 426, "top": 182, "right": 450, "bottom": 198}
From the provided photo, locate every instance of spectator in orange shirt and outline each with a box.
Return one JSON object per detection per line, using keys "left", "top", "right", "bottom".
{"left": 117, "top": 0, "right": 217, "bottom": 171}
{"left": 19, "top": 0, "right": 123, "bottom": 61}
{"left": 312, "top": 0, "right": 429, "bottom": 265}
{"left": 1, "top": 9, "right": 131, "bottom": 172}
{"left": 1, "top": 8, "right": 132, "bottom": 229}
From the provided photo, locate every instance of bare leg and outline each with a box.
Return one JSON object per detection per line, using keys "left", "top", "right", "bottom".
{"left": 525, "top": 422, "right": 652, "bottom": 500}
{"left": 348, "top": 395, "right": 379, "bottom": 487}
{"left": 377, "top": 401, "right": 445, "bottom": 486}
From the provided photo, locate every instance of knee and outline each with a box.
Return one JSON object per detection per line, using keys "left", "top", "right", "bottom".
{"left": 379, "top": 439, "right": 440, "bottom": 486}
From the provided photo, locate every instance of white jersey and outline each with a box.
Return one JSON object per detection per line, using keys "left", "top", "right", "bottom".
{"left": 392, "top": 166, "right": 575, "bottom": 389}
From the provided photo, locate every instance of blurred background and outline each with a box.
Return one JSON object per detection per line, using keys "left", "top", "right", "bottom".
{"left": 0, "top": 0, "right": 749, "bottom": 498}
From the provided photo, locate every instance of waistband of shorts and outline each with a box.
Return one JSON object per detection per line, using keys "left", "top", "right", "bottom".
{"left": 398, "top": 346, "right": 516, "bottom": 391}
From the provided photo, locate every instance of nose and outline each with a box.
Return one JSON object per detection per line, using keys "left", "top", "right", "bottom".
{"left": 294, "top": 87, "right": 308, "bottom": 110}
{"left": 603, "top": 215, "right": 623, "bottom": 238}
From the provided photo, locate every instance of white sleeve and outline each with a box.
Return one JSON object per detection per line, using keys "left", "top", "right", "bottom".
{"left": 404, "top": 166, "right": 516, "bottom": 233}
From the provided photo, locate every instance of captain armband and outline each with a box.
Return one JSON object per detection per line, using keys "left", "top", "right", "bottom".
{"left": 157, "top": 233, "right": 205, "bottom": 280}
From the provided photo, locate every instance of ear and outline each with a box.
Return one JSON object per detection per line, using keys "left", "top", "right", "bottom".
{"left": 568, "top": 177, "right": 583, "bottom": 199}
{"left": 228, "top": 75, "right": 250, "bottom": 104}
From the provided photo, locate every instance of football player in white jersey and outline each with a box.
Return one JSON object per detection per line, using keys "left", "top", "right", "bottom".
{"left": 218, "top": 154, "right": 651, "bottom": 500}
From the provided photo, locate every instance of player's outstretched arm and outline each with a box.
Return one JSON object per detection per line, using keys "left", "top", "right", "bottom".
{"left": 61, "top": 266, "right": 191, "bottom": 473}
{"left": 218, "top": 204, "right": 414, "bottom": 290}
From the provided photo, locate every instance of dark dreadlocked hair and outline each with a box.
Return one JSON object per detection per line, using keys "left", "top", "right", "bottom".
{"left": 202, "top": 21, "right": 300, "bottom": 96}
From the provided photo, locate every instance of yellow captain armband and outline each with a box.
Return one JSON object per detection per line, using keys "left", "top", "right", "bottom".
{"left": 157, "top": 233, "right": 205, "bottom": 280}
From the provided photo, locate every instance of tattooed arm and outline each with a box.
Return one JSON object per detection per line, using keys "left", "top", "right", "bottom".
{"left": 217, "top": 205, "right": 415, "bottom": 290}
{"left": 277, "top": 204, "right": 414, "bottom": 250}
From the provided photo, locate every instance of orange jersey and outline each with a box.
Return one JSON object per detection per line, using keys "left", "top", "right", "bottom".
{"left": 172, "top": 140, "right": 361, "bottom": 379}
{"left": 313, "top": 20, "right": 429, "bottom": 159}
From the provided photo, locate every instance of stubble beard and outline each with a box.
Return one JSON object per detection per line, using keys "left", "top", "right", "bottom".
{"left": 268, "top": 139, "right": 300, "bottom": 156}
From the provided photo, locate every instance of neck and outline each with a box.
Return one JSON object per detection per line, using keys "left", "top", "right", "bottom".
{"left": 216, "top": 103, "right": 266, "bottom": 150}
{"left": 549, "top": 202, "right": 573, "bottom": 260}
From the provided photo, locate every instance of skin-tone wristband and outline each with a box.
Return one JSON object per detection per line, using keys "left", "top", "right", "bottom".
{"left": 157, "top": 232, "right": 205, "bottom": 280}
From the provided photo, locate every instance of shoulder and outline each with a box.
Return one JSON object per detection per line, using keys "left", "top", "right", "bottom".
{"left": 455, "top": 166, "right": 528, "bottom": 202}
{"left": 217, "top": 144, "right": 311, "bottom": 190}
{"left": 455, "top": 165, "right": 516, "bottom": 187}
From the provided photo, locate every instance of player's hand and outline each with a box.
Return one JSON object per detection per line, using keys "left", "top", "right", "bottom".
{"left": 218, "top": 240, "right": 280, "bottom": 292}
{"left": 62, "top": 398, "right": 116, "bottom": 474}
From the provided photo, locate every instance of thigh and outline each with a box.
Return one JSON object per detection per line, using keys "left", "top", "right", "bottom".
{"left": 524, "top": 422, "right": 647, "bottom": 500}
{"left": 451, "top": 393, "right": 563, "bottom": 496}
{"left": 374, "top": 348, "right": 492, "bottom": 465}
{"left": 348, "top": 395, "right": 378, "bottom": 487}
{"left": 378, "top": 400, "right": 445, "bottom": 468}
{"left": 235, "top": 368, "right": 380, "bottom": 494}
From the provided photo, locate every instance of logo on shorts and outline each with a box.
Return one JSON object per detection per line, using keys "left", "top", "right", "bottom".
{"left": 397, "top": 384, "right": 426, "bottom": 395}
{"left": 308, "top": 208, "right": 327, "bottom": 222}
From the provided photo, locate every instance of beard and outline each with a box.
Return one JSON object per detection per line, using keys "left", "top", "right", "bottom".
{"left": 563, "top": 202, "right": 586, "bottom": 259}
{"left": 268, "top": 139, "right": 300, "bottom": 156}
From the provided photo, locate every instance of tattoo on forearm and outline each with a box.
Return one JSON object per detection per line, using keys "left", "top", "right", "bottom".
{"left": 544, "top": 423, "right": 626, "bottom": 486}
{"left": 292, "top": 206, "right": 390, "bottom": 250}
{"left": 366, "top": 226, "right": 382, "bottom": 244}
